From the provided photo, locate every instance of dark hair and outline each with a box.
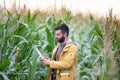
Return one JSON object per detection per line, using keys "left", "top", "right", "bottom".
{"left": 55, "top": 24, "right": 69, "bottom": 36}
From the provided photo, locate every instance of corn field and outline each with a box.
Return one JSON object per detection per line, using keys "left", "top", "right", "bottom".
{"left": 0, "top": 5, "right": 120, "bottom": 80}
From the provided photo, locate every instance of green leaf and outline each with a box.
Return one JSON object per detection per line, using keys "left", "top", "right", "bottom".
{"left": 31, "top": 13, "right": 38, "bottom": 23}
{"left": 26, "top": 10, "right": 31, "bottom": 23}
{"left": 45, "top": 27, "right": 54, "bottom": 52}
{"left": 28, "top": 46, "right": 39, "bottom": 80}
{"left": 0, "top": 59, "right": 10, "bottom": 70}
{"left": 18, "top": 21, "right": 30, "bottom": 30}
{"left": 7, "top": 10, "right": 12, "bottom": 18}
{"left": 13, "top": 35, "right": 28, "bottom": 44}
{"left": 0, "top": 72, "right": 10, "bottom": 80}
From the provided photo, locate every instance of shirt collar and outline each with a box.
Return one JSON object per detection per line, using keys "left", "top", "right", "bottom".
{"left": 58, "top": 38, "right": 73, "bottom": 46}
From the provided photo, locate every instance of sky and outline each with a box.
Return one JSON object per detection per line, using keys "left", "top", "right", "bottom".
{"left": 0, "top": 0, "right": 120, "bottom": 17}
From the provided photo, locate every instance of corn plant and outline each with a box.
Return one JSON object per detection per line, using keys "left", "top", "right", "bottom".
{"left": 0, "top": 6, "right": 120, "bottom": 80}
{"left": 0, "top": 9, "right": 71, "bottom": 80}
{"left": 73, "top": 10, "right": 120, "bottom": 80}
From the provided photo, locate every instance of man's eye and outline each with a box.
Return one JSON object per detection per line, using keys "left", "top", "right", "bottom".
{"left": 56, "top": 34, "right": 60, "bottom": 36}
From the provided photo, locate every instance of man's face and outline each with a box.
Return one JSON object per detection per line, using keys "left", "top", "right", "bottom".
{"left": 55, "top": 30, "right": 66, "bottom": 43}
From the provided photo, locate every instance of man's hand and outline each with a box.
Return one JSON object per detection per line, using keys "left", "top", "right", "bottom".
{"left": 41, "top": 59, "right": 50, "bottom": 66}
{"left": 38, "top": 53, "right": 50, "bottom": 66}
{"left": 44, "top": 53, "right": 49, "bottom": 59}
{"left": 38, "top": 53, "right": 49, "bottom": 61}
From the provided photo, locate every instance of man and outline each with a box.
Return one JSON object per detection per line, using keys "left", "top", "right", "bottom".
{"left": 41, "top": 24, "right": 78, "bottom": 80}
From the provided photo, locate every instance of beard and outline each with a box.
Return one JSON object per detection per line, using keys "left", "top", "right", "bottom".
{"left": 57, "top": 36, "right": 65, "bottom": 43}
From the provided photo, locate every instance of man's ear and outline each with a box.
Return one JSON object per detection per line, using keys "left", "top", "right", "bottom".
{"left": 64, "top": 33, "right": 67, "bottom": 37}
